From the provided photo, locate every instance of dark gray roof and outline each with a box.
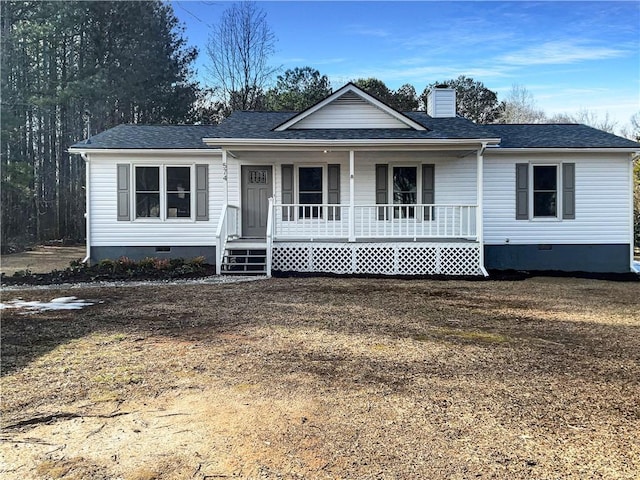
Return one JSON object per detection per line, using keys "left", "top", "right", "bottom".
{"left": 70, "top": 124, "right": 220, "bottom": 149}
{"left": 208, "top": 111, "right": 498, "bottom": 140}
{"left": 70, "top": 116, "right": 640, "bottom": 150}
{"left": 483, "top": 123, "right": 640, "bottom": 149}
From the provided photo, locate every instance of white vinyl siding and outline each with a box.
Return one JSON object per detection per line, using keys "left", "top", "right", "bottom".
{"left": 291, "top": 93, "right": 410, "bottom": 129}
{"left": 483, "top": 153, "right": 631, "bottom": 244}
{"left": 89, "top": 154, "right": 221, "bottom": 247}
{"left": 426, "top": 88, "right": 456, "bottom": 118}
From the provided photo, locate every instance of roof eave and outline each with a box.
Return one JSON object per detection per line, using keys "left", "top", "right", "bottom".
{"left": 202, "top": 137, "right": 501, "bottom": 151}
{"left": 486, "top": 147, "right": 640, "bottom": 154}
{"left": 68, "top": 148, "right": 222, "bottom": 155}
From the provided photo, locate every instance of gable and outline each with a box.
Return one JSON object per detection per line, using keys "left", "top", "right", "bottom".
{"left": 291, "top": 91, "right": 410, "bottom": 129}
{"left": 274, "top": 83, "right": 426, "bottom": 131}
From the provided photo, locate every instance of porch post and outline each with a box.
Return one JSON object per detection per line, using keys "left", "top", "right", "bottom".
{"left": 349, "top": 150, "right": 355, "bottom": 242}
{"left": 477, "top": 143, "right": 489, "bottom": 276}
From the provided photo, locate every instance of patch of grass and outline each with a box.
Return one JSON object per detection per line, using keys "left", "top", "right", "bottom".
{"left": 415, "top": 327, "right": 511, "bottom": 344}
{"left": 92, "top": 367, "right": 143, "bottom": 386}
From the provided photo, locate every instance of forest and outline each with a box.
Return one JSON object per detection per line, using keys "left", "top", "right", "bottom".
{"left": 1, "top": 1, "right": 638, "bottom": 250}
{"left": 1, "top": 1, "right": 197, "bottom": 250}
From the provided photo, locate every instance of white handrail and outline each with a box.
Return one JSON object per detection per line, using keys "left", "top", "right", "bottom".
{"left": 215, "top": 204, "right": 241, "bottom": 275}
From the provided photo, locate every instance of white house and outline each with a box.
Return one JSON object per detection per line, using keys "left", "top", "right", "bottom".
{"left": 69, "top": 83, "right": 640, "bottom": 276}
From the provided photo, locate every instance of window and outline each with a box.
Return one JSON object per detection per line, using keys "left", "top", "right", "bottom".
{"left": 298, "top": 167, "right": 323, "bottom": 218}
{"left": 532, "top": 165, "right": 557, "bottom": 218}
{"left": 134, "top": 166, "right": 192, "bottom": 220}
{"left": 166, "top": 167, "right": 191, "bottom": 218}
{"left": 515, "top": 163, "right": 574, "bottom": 221}
{"left": 135, "top": 167, "right": 160, "bottom": 218}
{"left": 393, "top": 166, "right": 417, "bottom": 218}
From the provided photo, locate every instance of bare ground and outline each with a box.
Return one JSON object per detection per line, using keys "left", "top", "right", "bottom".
{"left": 1, "top": 276, "right": 639, "bottom": 479}
{"left": 1, "top": 246, "right": 86, "bottom": 276}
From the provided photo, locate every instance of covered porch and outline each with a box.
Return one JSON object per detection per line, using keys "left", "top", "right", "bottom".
{"left": 213, "top": 142, "right": 489, "bottom": 277}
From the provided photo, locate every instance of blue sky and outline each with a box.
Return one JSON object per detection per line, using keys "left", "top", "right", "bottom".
{"left": 172, "top": 1, "right": 639, "bottom": 130}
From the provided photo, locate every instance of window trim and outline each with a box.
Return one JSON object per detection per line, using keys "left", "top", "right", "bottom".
{"left": 388, "top": 163, "right": 423, "bottom": 220}
{"left": 529, "top": 163, "right": 562, "bottom": 222}
{"left": 295, "top": 164, "right": 327, "bottom": 219}
{"left": 132, "top": 164, "right": 196, "bottom": 222}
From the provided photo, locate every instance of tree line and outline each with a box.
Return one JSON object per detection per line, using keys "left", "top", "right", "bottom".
{"left": 1, "top": 1, "right": 197, "bottom": 250}
{"left": 1, "top": 0, "right": 638, "bottom": 250}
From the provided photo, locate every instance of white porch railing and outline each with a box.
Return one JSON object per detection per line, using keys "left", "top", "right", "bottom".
{"left": 274, "top": 204, "right": 350, "bottom": 240}
{"left": 271, "top": 203, "right": 477, "bottom": 241}
{"left": 215, "top": 204, "right": 240, "bottom": 275}
{"left": 355, "top": 204, "right": 477, "bottom": 239}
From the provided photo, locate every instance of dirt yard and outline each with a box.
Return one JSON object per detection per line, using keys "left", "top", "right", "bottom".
{"left": 1, "top": 277, "right": 639, "bottom": 479}
{"left": 1, "top": 246, "right": 86, "bottom": 276}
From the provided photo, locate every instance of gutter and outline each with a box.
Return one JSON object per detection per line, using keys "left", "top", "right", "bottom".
{"left": 477, "top": 142, "right": 489, "bottom": 277}
{"left": 202, "top": 137, "right": 502, "bottom": 150}
{"left": 485, "top": 147, "right": 640, "bottom": 154}
{"left": 68, "top": 148, "right": 222, "bottom": 156}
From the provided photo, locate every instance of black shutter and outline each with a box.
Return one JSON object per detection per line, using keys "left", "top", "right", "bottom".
{"left": 562, "top": 163, "right": 575, "bottom": 220}
{"left": 328, "top": 164, "right": 340, "bottom": 220}
{"left": 515, "top": 163, "right": 529, "bottom": 220}
{"left": 422, "top": 164, "right": 435, "bottom": 220}
{"left": 281, "top": 164, "right": 294, "bottom": 221}
{"left": 195, "top": 164, "right": 209, "bottom": 221}
{"left": 375, "top": 164, "right": 388, "bottom": 220}
{"left": 117, "top": 164, "right": 130, "bottom": 221}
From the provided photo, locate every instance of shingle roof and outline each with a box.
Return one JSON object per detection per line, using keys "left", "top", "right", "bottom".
{"left": 70, "top": 124, "right": 220, "bottom": 149}
{"left": 208, "top": 111, "right": 498, "bottom": 140}
{"left": 69, "top": 116, "right": 640, "bottom": 150}
{"left": 482, "top": 123, "right": 640, "bottom": 149}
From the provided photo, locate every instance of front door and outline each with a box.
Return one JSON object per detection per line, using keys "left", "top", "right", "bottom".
{"left": 241, "top": 165, "right": 272, "bottom": 238}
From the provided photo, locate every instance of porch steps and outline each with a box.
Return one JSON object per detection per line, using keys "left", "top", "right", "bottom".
{"left": 221, "top": 241, "right": 267, "bottom": 275}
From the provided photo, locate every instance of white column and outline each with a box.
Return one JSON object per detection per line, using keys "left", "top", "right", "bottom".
{"left": 477, "top": 143, "right": 488, "bottom": 276}
{"left": 349, "top": 150, "right": 355, "bottom": 242}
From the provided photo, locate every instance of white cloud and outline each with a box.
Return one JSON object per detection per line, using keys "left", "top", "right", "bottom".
{"left": 499, "top": 40, "right": 627, "bottom": 66}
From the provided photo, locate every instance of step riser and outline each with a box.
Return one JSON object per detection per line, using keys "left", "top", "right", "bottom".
{"left": 221, "top": 248, "right": 267, "bottom": 275}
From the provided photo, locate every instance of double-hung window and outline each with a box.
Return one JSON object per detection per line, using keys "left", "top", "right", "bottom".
{"left": 532, "top": 165, "right": 557, "bottom": 218}
{"left": 515, "top": 163, "right": 575, "bottom": 220}
{"left": 166, "top": 167, "right": 191, "bottom": 218}
{"left": 392, "top": 166, "right": 417, "bottom": 218}
{"left": 117, "top": 163, "right": 208, "bottom": 222}
{"left": 134, "top": 166, "right": 192, "bottom": 220}
{"left": 298, "top": 166, "right": 323, "bottom": 218}
{"left": 135, "top": 167, "right": 161, "bottom": 218}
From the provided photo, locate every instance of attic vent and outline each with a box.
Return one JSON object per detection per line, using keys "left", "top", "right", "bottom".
{"left": 335, "top": 91, "right": 363, "bottom": 105}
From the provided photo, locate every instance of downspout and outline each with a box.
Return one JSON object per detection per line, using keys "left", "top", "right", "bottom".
{"left": 477, "top": 142, "right": 489, "bottom": 277}
{"left": 81, "top": 153, "right": 91, "bottom": 264}
{"left": 349, "top": 150, "right": 355, "bottom": 242}
{"left": 630, "top": 153, "right": 638, "bottom": 273}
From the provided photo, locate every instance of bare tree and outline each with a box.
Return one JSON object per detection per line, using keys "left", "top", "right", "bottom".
{"left": 549, "top": 109, "right": 618, "bottom": 133}
{"left": 206, "top": 1, "right": 278, "bottom": 111}
{"left": 498, "top": 84, "right": 546, "bottom": 124}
